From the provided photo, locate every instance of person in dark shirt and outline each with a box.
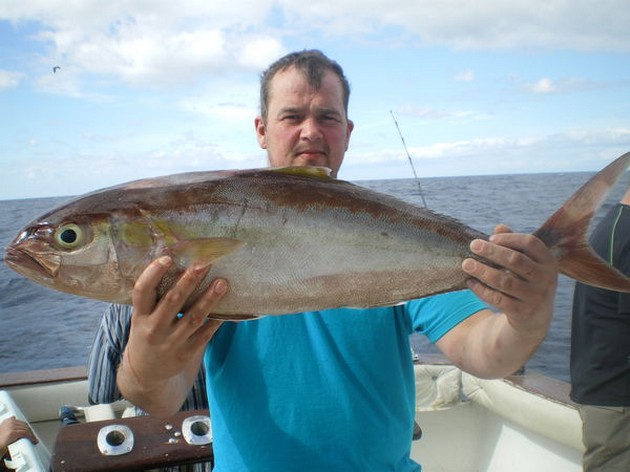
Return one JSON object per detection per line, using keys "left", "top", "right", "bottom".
{"left": 570, "top": 186, "right": 630, "bottom": 472}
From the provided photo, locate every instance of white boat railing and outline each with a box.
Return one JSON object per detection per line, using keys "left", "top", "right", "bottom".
{"left": 412, "top": 363, "right": 583, "bottom": 472}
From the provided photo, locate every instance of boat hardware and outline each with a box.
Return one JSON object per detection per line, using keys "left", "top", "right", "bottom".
{"left": 96, "top": 424, "right": 134, "bottom": 456}
{"left": 182, "top": 415, "right": 212, "bottom": 445}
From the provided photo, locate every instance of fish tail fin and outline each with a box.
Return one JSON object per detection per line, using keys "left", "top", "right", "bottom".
{"left": 533, "top": 151, "right": 630, "bottom": 292}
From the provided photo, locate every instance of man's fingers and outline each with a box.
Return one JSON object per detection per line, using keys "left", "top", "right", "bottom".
{"left": 488, "top": 232, "right": 554, "bottom": 266}
{"left": 465, "top": 277, "right": 519, "bottom": 313}
{"left": 492, "top": 223, "right": 512, "bottom": 235}
{"left": 176, "top": 278, "right": 229, "bottom": 327}
{"left": 175, "top": 279, "right": 229, "bottom": 350}
{"left": 156, "top": 263, "right": 211, "bottom": 317}
{"left": 133, "top": 256, "right": 214, "bottom": 319}
{"left": 463, "top": 231, "right": 558, "bottom": 322}
{"left": 190, "top": 279, "right": 228, "bottom": 324}
{"left": 132, "top": 256, "right": 174, "bottom": 315}
{"left": 467, "top": 235, "right": 553, "bottom": 282}
{"left": 462, "top": 255, "right": 527, "bottom": 297}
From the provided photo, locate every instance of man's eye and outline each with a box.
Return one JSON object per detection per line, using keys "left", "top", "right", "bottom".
{"left": 320, "top": 114, "right": 341, "bottom": 123}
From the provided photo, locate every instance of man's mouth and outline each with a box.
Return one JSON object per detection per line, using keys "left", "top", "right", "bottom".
{"left": 297, "top": 149, "right": 325, "bottom": 157}
{"left": 294, "top": 148, "right": 328, "bottom": 164}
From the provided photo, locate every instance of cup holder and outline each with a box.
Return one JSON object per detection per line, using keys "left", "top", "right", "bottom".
{"left": 182, "top": 415, "right": 212, "bottom": 445}
{"left": 97, "top": 424, "right": 134, "bottom": 456}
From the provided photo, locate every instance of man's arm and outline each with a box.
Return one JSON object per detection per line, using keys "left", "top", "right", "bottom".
{"left": 437, "top": 227, "right": 557, "bottom": 378}
{"left": 117, "top": 256, "right": 227, "bottom": 417}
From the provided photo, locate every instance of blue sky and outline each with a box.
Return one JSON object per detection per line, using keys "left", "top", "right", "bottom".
{"left": 1, "top": 1, "right": 629, "bottom": 199}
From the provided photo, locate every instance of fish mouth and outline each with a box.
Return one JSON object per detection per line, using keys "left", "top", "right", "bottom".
{"left": 4, "top": 246, "right": 58, "bottom": 281}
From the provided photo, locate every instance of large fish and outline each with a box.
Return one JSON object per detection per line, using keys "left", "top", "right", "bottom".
{"left": 5, "top": 152, "right": 630, "bottom": 319}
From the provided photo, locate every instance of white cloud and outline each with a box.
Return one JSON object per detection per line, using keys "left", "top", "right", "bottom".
{"left": 527, "top": 77, "right": 557, "bottom": 94}
{"left": 34, "top": 19, "right": 282, "bottom": 88}
{"left": 1, "top": 0, "right": 281, "bottom": 89}
{"left": 521, "top": 76, "right": 605, "bottom": 95}
{"left": 0, "top": 70, "right": 23, "bottom": 89}
{"left": 277, "top": 0, "right": 630, "bottom": 52}
{"left": 236, "top": 37, "right": 287, "bottom": 70}
{"left": 346, "top": 127, "right": 630, "bottom": 171}
{"left": 179, "top": 97, "right": 256, "bottom": 121}
{"left": 455, "top": 69, "right": 474, "bottom": 81}
{"left": 1, "top": 0, "right": 629, "bottom": 94}
{"left": 176, "top": 80, "right": 259, "bottom": 122}
{"left": 397, "top": 104, "right": 485, "bottom": 122}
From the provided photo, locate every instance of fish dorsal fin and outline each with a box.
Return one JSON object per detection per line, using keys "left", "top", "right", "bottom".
{"left": 168, "top": 238, "right": 245, "bottom": 268}
{"left": 269, "top": 166, "right": 333, "bottom": 179}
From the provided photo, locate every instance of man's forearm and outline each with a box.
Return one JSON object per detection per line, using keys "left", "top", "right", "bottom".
{"left": 464, "top": 311, "right": 547, "bottom": 378}
{"left": 116, "top": 350, "right": 194, "bottom": 417}
{"left": 439, "top": 310, "right": 548, "bottom": 380}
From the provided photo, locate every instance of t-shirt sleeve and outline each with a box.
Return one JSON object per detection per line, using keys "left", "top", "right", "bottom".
{"left": 405, "top": 290, "right": 487, "bottom": 343}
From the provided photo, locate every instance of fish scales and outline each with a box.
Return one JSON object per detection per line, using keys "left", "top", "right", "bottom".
{"left": 151, "top": 171, "right": 484, "bottom": 314}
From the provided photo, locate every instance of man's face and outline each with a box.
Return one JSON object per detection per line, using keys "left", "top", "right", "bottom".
{"left": 255, "top": 67, "right": 354, "bottom": 177}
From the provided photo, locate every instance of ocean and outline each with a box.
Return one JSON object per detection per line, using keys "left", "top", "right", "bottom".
{"left": 0, "top": 172, "right": 625, "bottom": 382}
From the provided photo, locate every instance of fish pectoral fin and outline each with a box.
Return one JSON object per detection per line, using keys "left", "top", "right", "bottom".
{"left": 168, "top": 238, "right": 245, "bottom": 267}
{"left": 269, "top": 166, "right": 333, "bottom": 179}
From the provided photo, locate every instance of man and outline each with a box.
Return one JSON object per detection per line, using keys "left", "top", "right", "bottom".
{"left": 570, "top": 187, "right": 630, "bottom": 472}
{"left": 117, "top": 50, "right": 558, "bottom": 471}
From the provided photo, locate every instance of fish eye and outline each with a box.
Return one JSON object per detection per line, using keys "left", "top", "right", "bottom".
{"left": 54, "top": 224, "right": 83, "bottom": 249}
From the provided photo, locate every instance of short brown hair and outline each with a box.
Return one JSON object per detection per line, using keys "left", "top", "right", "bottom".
{"left": 259, "top": 49, "right": 351, "bottom": 120}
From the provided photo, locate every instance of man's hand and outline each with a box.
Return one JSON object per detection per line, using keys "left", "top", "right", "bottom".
{"left": 118, "top": 256, "right": 228, "bottom": 416}
{"left": 438, "top": 225, "right": 558, "bottom": 379}
{"left": 0, "top": 417, "right": 37, "bottom": 458}
{"left": 462, "top": 224, "right": 557, "bottom": 337}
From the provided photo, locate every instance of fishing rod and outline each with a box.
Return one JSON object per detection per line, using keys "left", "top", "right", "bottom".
{"left": 390, "top": 110, "right": 428, "bottom": 208}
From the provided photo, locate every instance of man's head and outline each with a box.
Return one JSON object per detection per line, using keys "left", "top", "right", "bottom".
{"left": 259, "top": 50, "right": 351, "bottom": 121}
{"left": 255, "top": 50, "right": 354, "bottom": 176}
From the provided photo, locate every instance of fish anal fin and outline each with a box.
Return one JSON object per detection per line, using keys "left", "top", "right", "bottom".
{"left": 168, "top": 238, "right": 245, "bottom": 267}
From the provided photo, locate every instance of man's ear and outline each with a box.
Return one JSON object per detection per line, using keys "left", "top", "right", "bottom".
{"left": 345, "top": 119, "right": 354, "bottom": 151}
{"left": 254, "top": 116, "right": 267, "bottom": 149}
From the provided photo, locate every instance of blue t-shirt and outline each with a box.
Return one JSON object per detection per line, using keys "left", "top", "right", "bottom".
{"left": 204, "top": 290, "right": 485, "bottom": 471}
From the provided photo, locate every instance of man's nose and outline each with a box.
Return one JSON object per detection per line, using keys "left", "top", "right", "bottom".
{"left": 300, "top": 118, "right": 322, "bottom": 140}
